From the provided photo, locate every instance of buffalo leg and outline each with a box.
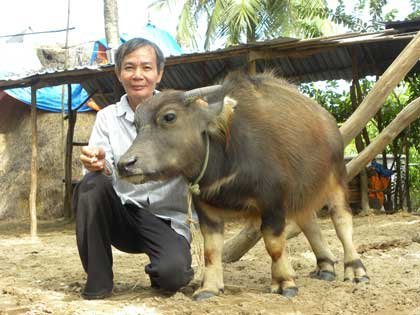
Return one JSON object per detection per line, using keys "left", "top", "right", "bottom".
{"left": 329, "top": 185, "right": 369, "bottom": 283}
{"left": 193, "top": 204, "right": 225, "bottom": 300}
{"left": 296, "top": 212, "right": 337, "bottom": 281}
{"left": 261, "top": 211, "right": 297, "bottom": 297}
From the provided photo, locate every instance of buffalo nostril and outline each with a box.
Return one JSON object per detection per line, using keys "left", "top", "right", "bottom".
{"left": 125, "top": 156, "right": 137, "bottom": 168}
{"left": 118, "top": 156, "right": 138, "bottom": 175}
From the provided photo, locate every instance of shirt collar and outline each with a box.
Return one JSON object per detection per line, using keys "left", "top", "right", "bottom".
{"left": 116, "top": 91, "right": 160, "bottom": 123}
{"left": 116, "top": 94, "right": 135, "bottom": 122}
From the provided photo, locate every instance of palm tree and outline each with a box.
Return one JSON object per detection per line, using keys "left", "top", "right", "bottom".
{"left": 149, "top": 0, "right": 332, "bottom": 51}
{"left": 104, "top": 0, "right": 120, "bottom": 59}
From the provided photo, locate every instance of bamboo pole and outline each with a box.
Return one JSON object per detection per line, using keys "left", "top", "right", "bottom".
{"left": 61, "top": 0, "right": 72, "bottom": 217}
{"left": 29, "top": 86, "right": 38, "bottom": 239}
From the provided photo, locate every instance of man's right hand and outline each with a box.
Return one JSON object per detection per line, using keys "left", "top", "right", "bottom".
{"left": 80, "top": 146, "right": 110, "bottom": 174}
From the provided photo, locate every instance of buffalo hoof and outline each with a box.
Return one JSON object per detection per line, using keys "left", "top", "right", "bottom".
{"left": 354, "top": 275, "right": 370, "bottom": 283}
{"left": 281, "top": 287, "right": 299, "bottom": 298}
{"left": 310, "top": 270, "right": 336, "bottom": 281}
{"left": 193, "top": 290, "right": 218, "bottom": 301}
{"left": 344, "top": 275, "right": 370, "bottom": 283}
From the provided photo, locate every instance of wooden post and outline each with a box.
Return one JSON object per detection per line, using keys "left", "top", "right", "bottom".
{"left": 350, "top": 47, "right": 371, "bottom": 214}
{"left": 29, "top": 86, "right": 38, "bottom": 238}
{"left": 64, "top": 84, "right": 75, "bottom": 219}
{"left": 248, "top": 57, "right": 257, "bottom": 75}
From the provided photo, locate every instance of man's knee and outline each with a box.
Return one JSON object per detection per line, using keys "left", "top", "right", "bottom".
{"left": 73, "top": 172, "right": 114, "bottom": 216}
{"left": 148, "top": 255, "right": 194, "bottom": 291}
{"left": 77, "top": 172, "right": 113, "bottom": 193}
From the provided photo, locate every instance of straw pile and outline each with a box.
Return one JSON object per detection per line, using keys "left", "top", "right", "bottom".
{"left": 0, "top": 94, "right": 95, "bottom": 219}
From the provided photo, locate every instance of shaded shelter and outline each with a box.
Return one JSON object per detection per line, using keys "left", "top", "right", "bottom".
{"left": 0, "top": 21, "right": 419, "bottom": 233}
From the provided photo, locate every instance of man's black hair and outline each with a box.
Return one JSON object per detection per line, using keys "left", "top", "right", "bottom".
{"left": 114, "top": 37, "right": 165, "bottom": 73}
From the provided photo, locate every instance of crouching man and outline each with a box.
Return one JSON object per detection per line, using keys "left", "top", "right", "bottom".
{"left": 72, "top": 38, "right": 194, "bottom": 300}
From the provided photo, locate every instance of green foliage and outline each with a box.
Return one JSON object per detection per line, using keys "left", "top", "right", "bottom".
{"left": 300, "top": 75, "right": 420, "bottom": 210}
{"left": 409, "top": 147, "right": 420, "bottom": 210}
{"left": 408, "top": 0, "right": 420, "bottom": 19}
{"left": 299, "top": 80, "right": 353, "bottom": 123}
{"left": 150, "top": 0, "right": 337, "bottom": 50}
{"left": 150, "top": 0, "right": 418, "bottom": 50}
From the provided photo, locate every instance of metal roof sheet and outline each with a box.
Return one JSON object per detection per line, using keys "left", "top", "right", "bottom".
{"left": 1, "top": 23, "right": 419, "bottom": 108}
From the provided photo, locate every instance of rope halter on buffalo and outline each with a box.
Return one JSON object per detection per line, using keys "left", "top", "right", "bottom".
{"left": 186, "top": 131, "right": 210, "bottom": 281}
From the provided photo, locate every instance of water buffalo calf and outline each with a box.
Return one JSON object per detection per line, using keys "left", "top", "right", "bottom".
{"left": 117, "top": 71, "right": 369, "bottom": 300}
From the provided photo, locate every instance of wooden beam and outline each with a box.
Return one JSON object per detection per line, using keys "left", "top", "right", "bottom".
{"left": 346, "top": 97, "right": 420, "bottom": 180}
{"left": 29, "top": 86, "right": 38, "bottom": 239}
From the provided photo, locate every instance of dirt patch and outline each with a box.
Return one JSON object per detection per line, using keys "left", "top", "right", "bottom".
{"left": 1, "top": 212, "right": 420, "bottom": 315}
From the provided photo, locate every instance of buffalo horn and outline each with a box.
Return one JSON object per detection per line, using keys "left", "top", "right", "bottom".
{"left": 184, "top": 85, "right": 222, "bottom": 100}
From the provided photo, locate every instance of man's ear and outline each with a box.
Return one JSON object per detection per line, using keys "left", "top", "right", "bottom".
{"left": 157, "top": 67, "right": 164, "bottom": 84}
{"left": 115, "top": 69, "right": 122, "bottom": 83}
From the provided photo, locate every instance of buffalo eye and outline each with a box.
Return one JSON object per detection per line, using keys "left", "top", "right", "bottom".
{"left": 162, "top": 112, "right": 177, "bottom": 124}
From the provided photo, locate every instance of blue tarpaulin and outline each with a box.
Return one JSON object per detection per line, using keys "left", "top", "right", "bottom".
{"left": 91, "top": 23, "right": 182, "bottom": 64}
{"left": 5, "top": 23, "right": 182, "bottom": 113}
{"left": 371, "top": 160, "right": 394, "bottom": 177}
{"left": 6, "top": 84, "right": 91, "bottom": 112}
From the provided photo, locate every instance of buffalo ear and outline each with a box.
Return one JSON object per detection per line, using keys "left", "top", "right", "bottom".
{"left": 188, "top": 94, "right": 224, "bottom": 117}
{"left": 205, "top": 90, "right": 224, "bottom": 115}
{"left": 200, "top": 95, "right": 238, "bottom": 122}
{"left": 183, "top": 85, "right": 224, "bottom": 116}
{"left": 222, "top": 96, "right": 237, "bottom": 110}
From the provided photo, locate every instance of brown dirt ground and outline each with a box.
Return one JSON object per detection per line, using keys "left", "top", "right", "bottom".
{"left": 1, "top": 212, "right": 420, "bottom": 315}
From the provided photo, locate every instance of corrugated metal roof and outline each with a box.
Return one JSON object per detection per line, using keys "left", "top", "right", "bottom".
{"left": 1, "top": 22, "right": 419, "bottom": 108}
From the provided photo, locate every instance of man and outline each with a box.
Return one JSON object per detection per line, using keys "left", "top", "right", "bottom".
{"left": 73, "top": 38, "right": 194, "bottom": 300}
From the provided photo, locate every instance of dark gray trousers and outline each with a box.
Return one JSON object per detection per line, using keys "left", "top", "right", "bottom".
{"left": 72, "top": 172, "right": 193, "bottom": 297}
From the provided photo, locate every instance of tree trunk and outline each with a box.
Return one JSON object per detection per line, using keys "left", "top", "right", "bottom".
{"left": 223, "top": 218, "right": 302, "bottom": 263}
{"left": 393, "top": 147, "right": 402, "bottom": 210}
{"left": 104, "top": 0, "right": 120, "bottom": 62}
{"left": 405, "top": 135, "right": 411, "bottom": 212}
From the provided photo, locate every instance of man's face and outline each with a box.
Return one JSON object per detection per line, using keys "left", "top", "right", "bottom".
{"left": 117, "top": 45, "right": 163, "bottom": 109}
